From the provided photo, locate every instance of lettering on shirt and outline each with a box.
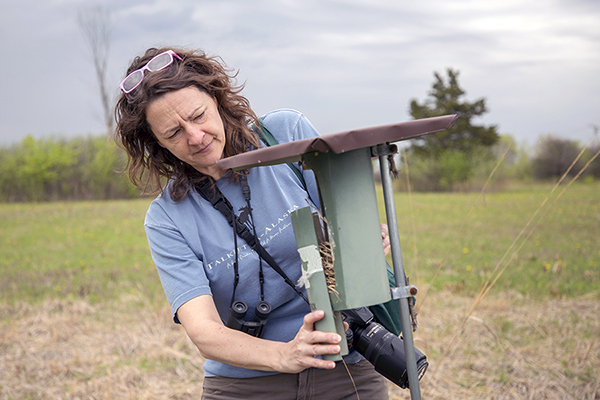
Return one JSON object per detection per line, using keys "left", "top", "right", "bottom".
{"left": 205, "top": 204, "right": 300, "bottom": 270}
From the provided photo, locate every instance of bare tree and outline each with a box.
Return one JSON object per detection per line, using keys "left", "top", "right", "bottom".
{"left": 78, "top": 5, "right": 114, "bottom": 136}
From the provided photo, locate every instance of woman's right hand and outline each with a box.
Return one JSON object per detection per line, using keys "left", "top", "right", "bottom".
{"left": 276, "top": 309, "right": 342, "bottom": 373}
{"left": 178, "top": 295, "right": 342, "bottom": 374}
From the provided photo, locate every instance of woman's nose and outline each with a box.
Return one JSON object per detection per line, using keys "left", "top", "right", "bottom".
{"left": 187, "top": 126, "right": 206, "bottom": 145}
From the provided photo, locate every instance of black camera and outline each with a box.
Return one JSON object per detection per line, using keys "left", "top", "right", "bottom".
{"left": 344, "top": 307, "right": 428, "bottom": 389}
{"left": 226, "top": 300, "right": 272, "bottom": 338}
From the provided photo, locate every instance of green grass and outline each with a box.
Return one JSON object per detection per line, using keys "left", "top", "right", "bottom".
{"left": 377, "top": 182, "right": 600, "bottom": 300}
{"left": 0, "top": 199, "right": 158, "bottom": 304}
{"left": 0, "top": 184, "right": 598, "bottom": 399}
{"left": 1, "top": 182, "right": 598, "bottom": 306}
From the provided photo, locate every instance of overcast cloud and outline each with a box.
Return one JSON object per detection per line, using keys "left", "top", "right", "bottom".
{"left": 1, "top": 0, "right": 599, "bottom": 147}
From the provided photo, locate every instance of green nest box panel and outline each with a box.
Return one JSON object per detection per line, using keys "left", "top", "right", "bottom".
{"left": 302, "top": 147, "right": 391, "bottom": 310}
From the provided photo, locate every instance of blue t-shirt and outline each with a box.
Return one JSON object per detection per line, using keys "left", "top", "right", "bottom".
{"left": 145, "top": 109, "right": 361, "bottom": 378}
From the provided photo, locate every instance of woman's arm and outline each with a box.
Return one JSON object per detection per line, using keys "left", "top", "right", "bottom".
{"left": 177, "top": 294, "right": 343, "bottom": 374}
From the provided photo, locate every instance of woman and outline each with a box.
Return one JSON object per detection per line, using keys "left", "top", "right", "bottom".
{"left": 115, "top": 47, "right": 390, "bottom": 399}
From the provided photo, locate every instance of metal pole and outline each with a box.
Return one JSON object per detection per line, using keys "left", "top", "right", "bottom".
{"left": 378, "top": 151, "right": 422, "bottom": 399}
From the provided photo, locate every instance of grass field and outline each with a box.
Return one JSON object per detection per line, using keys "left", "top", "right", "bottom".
{"left": 1, "top": 182, "right": 599, "bottom": 399}
{"left": 380, "top": 182, "right": 600, "bottom": 301}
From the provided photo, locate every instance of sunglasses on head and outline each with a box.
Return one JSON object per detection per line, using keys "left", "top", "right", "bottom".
{"left": 119, "top": 50, "right": 182, "bottom": 94}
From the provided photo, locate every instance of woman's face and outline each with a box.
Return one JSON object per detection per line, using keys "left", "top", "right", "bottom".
{"left": 146, "top": 86, "right": 227, "bottom": 180}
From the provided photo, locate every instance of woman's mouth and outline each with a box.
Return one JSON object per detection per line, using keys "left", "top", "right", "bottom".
{"left": 195, "top": 140, "right": 213, "bottom": 155}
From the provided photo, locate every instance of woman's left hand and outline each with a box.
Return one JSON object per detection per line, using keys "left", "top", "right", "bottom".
{"left": 381, "top": 224, "right": 391, "bottom": 257}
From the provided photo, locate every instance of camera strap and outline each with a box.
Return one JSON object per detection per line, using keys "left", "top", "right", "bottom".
{"left": 253, "top": 119, "right": 307, "bottom": 192}
{"left": 195, "top": 178, "right": 310, "bottom": 305}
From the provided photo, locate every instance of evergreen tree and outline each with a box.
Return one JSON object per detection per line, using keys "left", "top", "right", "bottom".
{"left": 409, "top": 68, "right": 499, "bottom": 158}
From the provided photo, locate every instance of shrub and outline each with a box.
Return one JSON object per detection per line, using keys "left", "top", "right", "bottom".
{"left": 531, "top": 135, "right": 582, "bottom": 180}
{"left": 0, "top": 135, "right": 139, "bottom": 202}
{"left": 582, "top": 143, "right": 600, "bottom": 179}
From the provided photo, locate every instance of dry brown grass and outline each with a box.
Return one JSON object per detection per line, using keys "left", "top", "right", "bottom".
{"left": 0, "top": 295, "right": 203, "bottom": 399}
{"left": 1, "top": 291, "right": 598, "bottom": 399}
{"left": 389, "top": 290, "right": 600, "bottom": 400}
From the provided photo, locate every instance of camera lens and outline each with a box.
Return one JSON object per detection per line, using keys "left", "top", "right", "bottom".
{"left": 354, "top": 322, "right": 428, "bottom": 389}
{"left": 230, "top": 300, "right": 248, "bottom": 319}
{"left": 254, "top": 301, "right": 272, "bottom": 320}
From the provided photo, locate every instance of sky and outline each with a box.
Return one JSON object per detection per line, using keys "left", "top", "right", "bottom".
{"left": 1, "top": 0, "right": 599, "bottom": 149}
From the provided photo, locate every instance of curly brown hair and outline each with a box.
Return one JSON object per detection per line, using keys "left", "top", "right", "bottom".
{"left": 114, "top": 47, "right": 260, "bottom": 202}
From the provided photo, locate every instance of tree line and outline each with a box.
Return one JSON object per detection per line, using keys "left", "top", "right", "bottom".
{"left": 1, "top": 129, "right": 597, "bottom": 203}
{"left": 1, "top": 69, "right": 598, "bottom": 202}
{"left": 398, "top": 133, "right": 600, "bottom": 192}
{"left": 0, "top": 136, "right": 139, "bottom": 202}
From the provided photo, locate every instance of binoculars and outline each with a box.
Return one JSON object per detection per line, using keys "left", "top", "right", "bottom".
{"left": 226, "top": 300, "right": 272, "bottom": 338}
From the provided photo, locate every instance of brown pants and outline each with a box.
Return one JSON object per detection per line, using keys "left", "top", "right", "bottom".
{"left": 201, "top": 360, "right": 389, "bottom": 400}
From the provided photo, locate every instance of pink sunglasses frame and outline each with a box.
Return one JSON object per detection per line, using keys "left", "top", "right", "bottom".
{"left": 119, "top": 50, "right": 182, "bottom": 94}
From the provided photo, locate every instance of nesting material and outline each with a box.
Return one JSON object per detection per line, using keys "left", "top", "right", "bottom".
{"left": 319, "top": 240, "right": 338, "bottom": 297}
{"left": 311, "top": 209, "right": 339, "bottom": 297}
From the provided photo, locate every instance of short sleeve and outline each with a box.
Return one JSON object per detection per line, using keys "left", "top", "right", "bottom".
{"left": 145, "top": 200, "right": 212, "bottom": 323}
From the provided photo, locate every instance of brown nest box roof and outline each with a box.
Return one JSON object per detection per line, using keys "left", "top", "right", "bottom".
{"left": 217, "top": 114, "right": 458, "bottom": 170}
